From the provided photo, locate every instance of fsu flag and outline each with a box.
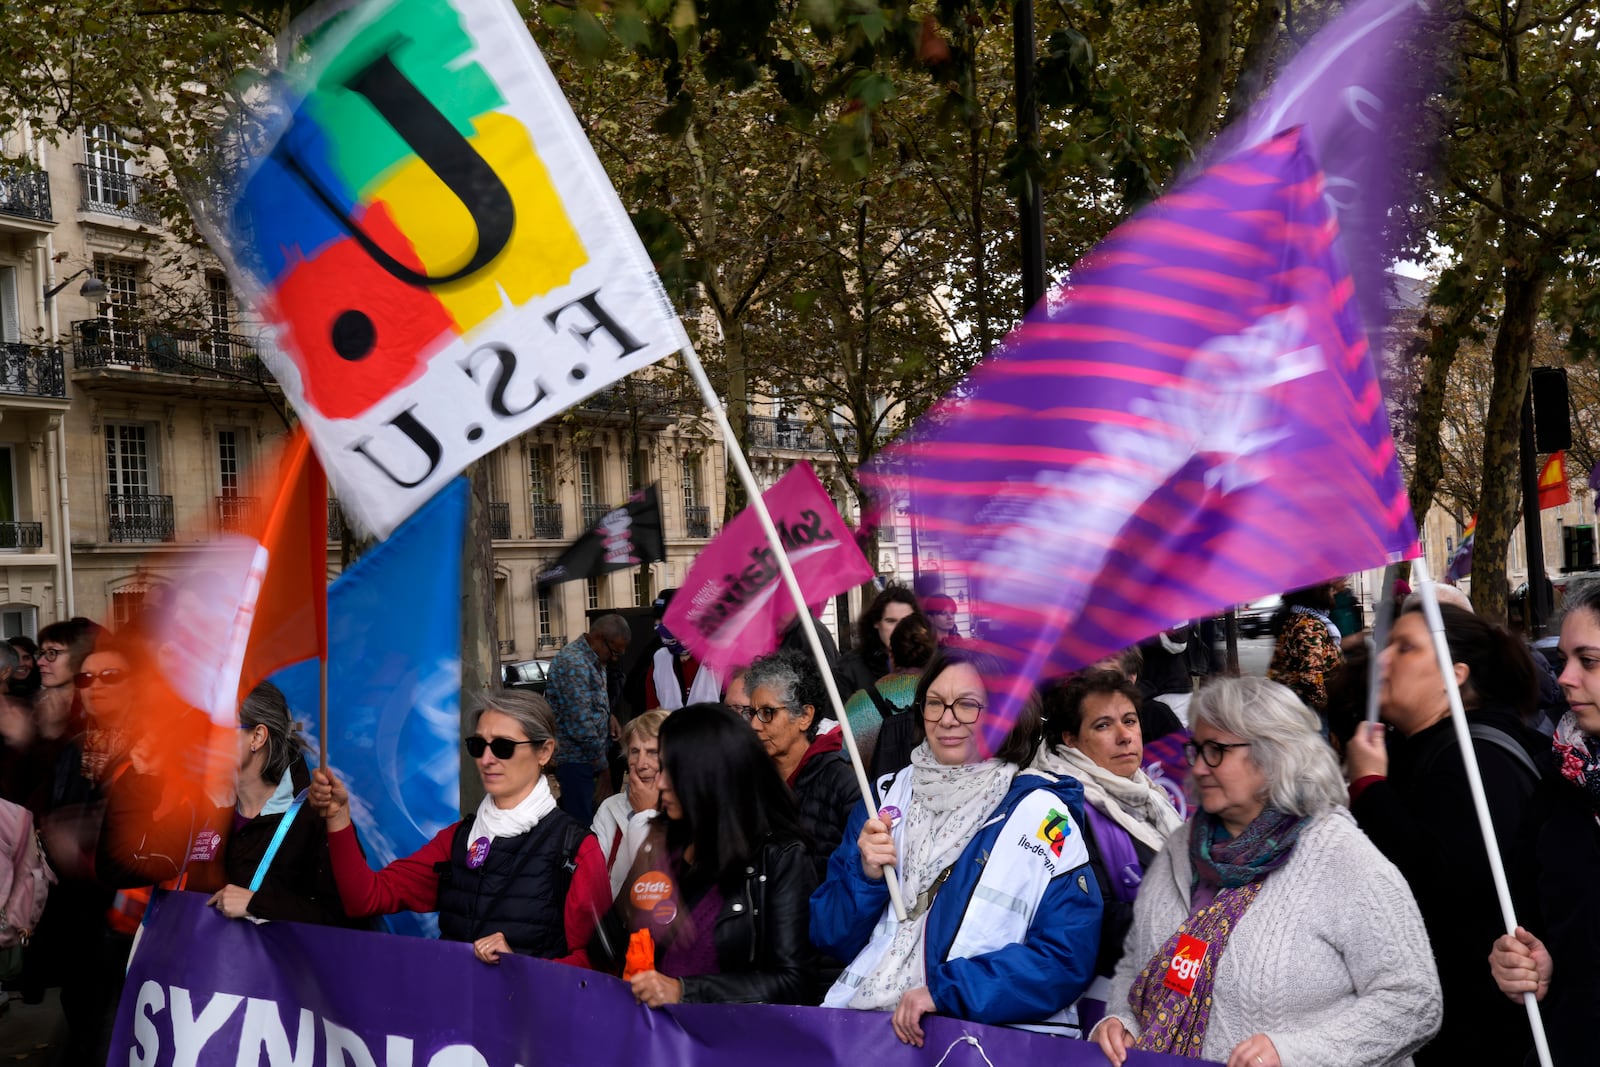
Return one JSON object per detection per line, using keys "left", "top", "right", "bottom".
{"left": 536, "top": 486, "right": 665, "bottom": 589}
{"left": 664, "top": 463, "right": 874, "bottom": 670}
{"left": 1539, "top": 451, "right": 1571, "bottom": 510}
{"left": 862, "top": 129, "right": 1416, "bottom": 754}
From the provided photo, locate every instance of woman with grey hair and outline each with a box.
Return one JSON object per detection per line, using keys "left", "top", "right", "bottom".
{"left": 744, "top": 649, "right": 858, "bottom": 876}
{"left": 196, "top": 682, "right": 353, "bottom": 926}
{"left": 1093, "top": 676, "right": 1441, "bottom": 1067}
{"left": 310, "top": 690, "right": 614, "bottom": 965}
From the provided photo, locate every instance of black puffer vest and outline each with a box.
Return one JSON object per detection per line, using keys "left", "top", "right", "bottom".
{"left": 435, "top": 811, "right": 587, "bottom": 958}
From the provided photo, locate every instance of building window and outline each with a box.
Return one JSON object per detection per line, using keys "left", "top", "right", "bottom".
{"left": 206, "top": 272, "right": 232, "bottom": 334}
{"left": 537, "top": 583, "right": 552, "bottom": 641}
{"left": 634, "top": 569, "right": 650, "bottom": 608}
{"left": 111, "top": 586, "right": 149, "bottom": 629}
{"left": 217, "top": 429, "right": 240, "bottom": 498}
{"left": 83, "top": 123, "right": 130, "bottom": 207}
{"left": 528, "top": 444, "right": 553, "bottom": 504}
{"left": 681, "top": 454, "right": 700, "bottom": 510}
{"left": 93, "top": 256, "right": 142, "bottom": 354}
{"left": 105, "top": 423, "right": 153, "bottom": 497}
{"left": 586, "top": 576, "right": 600, "bottom": 611}
{"left": 0, "top": 606, "right": 37, "bottom": 639}
{"left": 627, "top": 447, "right": 650, "bottom": 492}
{"left": 579, "top": 449, "right": 599, "bottom": 507}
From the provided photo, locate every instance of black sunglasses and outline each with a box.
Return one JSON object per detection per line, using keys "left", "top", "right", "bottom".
{"left": 464, "top": 735, "right": 538, "bottom": 760}
{"left": 75, "top": 668, "right": 131, "bottom": 689}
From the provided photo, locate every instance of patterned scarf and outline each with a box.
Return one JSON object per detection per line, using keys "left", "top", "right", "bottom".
{"left": 1188, "top": 806, "right": 1305, "bottom": 889}
{"left": 1552, "top": 712, "right": 1600, "bottom": 821}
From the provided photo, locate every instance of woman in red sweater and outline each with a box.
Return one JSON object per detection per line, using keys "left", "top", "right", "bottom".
{"left": 308, "top": 690, "right": 610, "bottom": 966}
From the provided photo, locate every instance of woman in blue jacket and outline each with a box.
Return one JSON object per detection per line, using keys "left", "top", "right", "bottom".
{"left": 811, "top": 647, "right": 1103, "bottom": 1046}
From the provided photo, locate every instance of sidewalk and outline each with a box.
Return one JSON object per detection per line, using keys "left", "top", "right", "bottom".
{"left": 0, "top": 989, "right": 63, "bottom": 1066}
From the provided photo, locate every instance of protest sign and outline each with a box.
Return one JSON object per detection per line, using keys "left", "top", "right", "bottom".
{"left": 536, "top": 486, "right": 665, "bottom": 589}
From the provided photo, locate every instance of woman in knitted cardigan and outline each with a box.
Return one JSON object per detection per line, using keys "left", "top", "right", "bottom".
{"left": 1092, "top": 677, "right": 1440, "bottom": 1067}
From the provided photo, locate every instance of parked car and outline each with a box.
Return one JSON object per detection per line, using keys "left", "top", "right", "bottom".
{"left": 501, "top": 659, "right": 553, "bottom": 694}
{"left": 1235, "top": 595, "right": 1282, "bottom": 639}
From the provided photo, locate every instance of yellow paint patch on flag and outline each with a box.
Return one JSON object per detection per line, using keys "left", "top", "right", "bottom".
{"left": 370, "top": 111, "right": 588, "bottom": 331}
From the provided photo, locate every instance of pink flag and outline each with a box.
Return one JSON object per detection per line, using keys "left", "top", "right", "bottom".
{"left": 664, "top": 463, "right": 874, "bottom": 670}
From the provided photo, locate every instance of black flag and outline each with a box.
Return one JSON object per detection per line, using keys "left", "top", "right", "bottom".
{"left": 536, "top": 485, "right": 665, "bottom": 589}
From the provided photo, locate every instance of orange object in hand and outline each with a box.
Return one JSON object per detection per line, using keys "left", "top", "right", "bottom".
{"left": 622, "top": 928, "right": 656, "bottom": 981}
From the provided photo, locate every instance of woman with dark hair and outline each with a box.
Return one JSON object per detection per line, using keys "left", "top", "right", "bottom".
{"left": 845, "top": 613, "right": 938, "bottom": 770}
{"left": 1490, "top": 578, "right": 1600, "bottom": 1064}
{"left": 1033, "top": 670, "right": 1182, "bottom": 1030}
{"left": 743, "top": 649, "right": 858, "bottom": 878}
{"left": 1346, "top": 603, "right": 1546, "bottom": 1065}
{"left": 835, "top": 586, "right": 920, "bottom": 698}
{"left": 594, "top": 702, "right": 816, "bottom": 1006}
{"left": 811, "top": 647, "right": 1103, "bottom": 1046}
{"left": 7, "top": 635, "right": 39, "bottom": 696}
{"left": 193, "top": 682, "right": 349, "bottom": 926}
{"left": 309, "top": 690, "right": 612, "bottom": 966}
{"left": 1267, "top": 581, "right": 1344, "bottom": 713}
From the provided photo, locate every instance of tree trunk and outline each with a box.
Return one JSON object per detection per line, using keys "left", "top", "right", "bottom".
{"left": 1469, "top": 261, "right": 1549, "bottom": 623}
{"left": 1406, "top": 278, "right": 1492, "bottom": 525}
{"left": 1223, "top": 0, "right": 1283, "bottom": 124}
{"left": 1181, "top": 0, "right": 1235, "bottom": 145}
{"left": 723, "top": 319, "right": 749, "bottom": 519}
{"left": 459, "top": 462, "right": 498, "bottom": 813}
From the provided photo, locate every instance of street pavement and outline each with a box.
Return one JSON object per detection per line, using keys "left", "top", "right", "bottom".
{"left": 0, "top": 990, "right": 63, "bottom": 1067}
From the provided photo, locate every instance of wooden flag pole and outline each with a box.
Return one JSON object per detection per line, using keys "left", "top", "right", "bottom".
{"left": 677, "top": 345, "right": 909, "bottom": 922}
{"left": 1411, "top": 555, "right": 1552, "bottom": 1067}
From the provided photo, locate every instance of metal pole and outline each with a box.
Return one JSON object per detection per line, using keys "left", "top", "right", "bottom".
{"left": 1520, "top": 384, "right": 1552, "bottom": 635}
{"left": 1013, "top": 0, "right": 1046, "bottom": 310}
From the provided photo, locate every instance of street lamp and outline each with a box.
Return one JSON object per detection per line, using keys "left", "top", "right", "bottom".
{"left": 43, "top": 268, "right": 108, "bottom": 305}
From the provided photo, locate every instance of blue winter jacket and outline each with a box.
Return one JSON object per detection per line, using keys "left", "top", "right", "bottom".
{"left": 810, "top": 769, "right": 1103, "bottom": 1026}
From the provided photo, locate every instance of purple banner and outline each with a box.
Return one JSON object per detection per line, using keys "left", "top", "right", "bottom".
{"left": 862, "top": 129, "right": 1416, "bottom": 753}
{"left": 112, "top": 890, "right": 1210, "bottom": 1065}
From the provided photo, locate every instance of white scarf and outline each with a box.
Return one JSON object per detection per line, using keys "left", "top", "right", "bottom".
{"left": 467, "top": 775, "right": 558, "bottom": 846}
{"left": 1030, "top": 743, "right": 1182, "bottom": 852}
{"left": 845, "top": 744, "right": 1016, "bottom": 1010}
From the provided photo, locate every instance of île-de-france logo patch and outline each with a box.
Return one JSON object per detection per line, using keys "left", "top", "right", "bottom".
{"left": 1036, "top": 807, "right": 1072, "bottom": 858}
{"left": 232, "top": 0, "right": 587, "bottom": 421}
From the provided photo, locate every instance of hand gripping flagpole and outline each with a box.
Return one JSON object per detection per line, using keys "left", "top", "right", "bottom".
{"left": 1411, "top": 555, "right": 1552, "bottom": 1067}
{"left": 678, "top": 345, "right": 908, "bottom": 922}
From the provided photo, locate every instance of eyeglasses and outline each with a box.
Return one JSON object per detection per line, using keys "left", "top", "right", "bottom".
{"left": 39, "top": 647, "right": 67, "bottom": 662}
{"left": 726, "top": 703, "right": 753, "bottom": 720}
{"left": 1183, "top": 739, "right": 1253, "bottom": 768}
{"left": 741, "top": 705, "right": 789, "bottom": 724}
{"left": 75, "top": 668, "right": 130, "bottom": 689}
{"left": 464, "top": 735, "right": 538, "bottom": 760}
{"left": 922, "top": 696, "right": 984, "bottom": 724}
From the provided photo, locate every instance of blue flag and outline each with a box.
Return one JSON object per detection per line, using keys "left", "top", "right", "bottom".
{"left": 273, "top": 479, "right": 468, "bottom": 938}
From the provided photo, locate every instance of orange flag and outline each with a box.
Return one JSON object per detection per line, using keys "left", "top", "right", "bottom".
{"left": 1539, "top": 451, "right": 1571, "bottom": 510}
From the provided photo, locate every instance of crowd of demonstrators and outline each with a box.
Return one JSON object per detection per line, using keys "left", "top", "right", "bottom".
{"left": 1034, "top": 670, "right": 1183, "bottom": 1029}
{"left": 812, "top": 647, "right": 1103, "bottom": 1047}
{"left": 592, "top": 703, "right": 817, "bottom": 1006}
{"left": 1093, "top": 677, "right": 1441, "bottom": 1067}
{"left": 593, "top": 709, "right": 667, "bottom": 895}
{"left": 742, "top": 650, "right": 857, "bottom": 880}
{"left": 311, "top": 691, "right": 610, "bottom": 966}
{"left": 834, "top": 587, "right": 919, "bottom": 697}
{"left": 545, "top": 614, "right": 631, "bottom": 824}
{"left": 1266, "top": 581, "right": 1345, "bottom": 716}
{"left": 1346, "top": 604, "right": 1546, "bottom": 1064}
{"left": 844, "top": 612, "right": 937, "bottom": 773}
{"left": 1491, "top": 578, "right": 1600, "bottom": 1064}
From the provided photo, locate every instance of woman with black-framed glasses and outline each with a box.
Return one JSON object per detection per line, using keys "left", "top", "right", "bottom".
{"left": 811, "top": 646, "right": 1104, "bottom": 1047}
{"left": 309, "top": 690, "right": 612, "bottom": 967}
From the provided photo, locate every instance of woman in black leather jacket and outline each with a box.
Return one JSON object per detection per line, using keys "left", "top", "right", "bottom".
{"left": 593, "top": 702, "right": 817, "bottom": 1006}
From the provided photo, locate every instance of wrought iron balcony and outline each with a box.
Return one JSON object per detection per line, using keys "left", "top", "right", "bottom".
{"left": 536, "top": 634, "right": 566, "bottom": 651}
{"left": 76, "top": 163, "right": 160, "bottom": 224}
{"left": 748, "top": 414, "right": 857, "bottom": 453}
{"left": 0, "top": 343, "right": 67, "bottom": 398}
{"left": 107, "top": 494, "right": 174, "bottom": 543}
{"left": 72, "top": 319, "right": 268, "bottom": 382}
{"left": 327, "top": 499, "right": 345, "bottom": 542}
{"left": 489, "top": 501, "right": 510, "bottom": 539}
{"left": 531, "top": 503, "right": 563, "bottom": 540}
{"left": 685, "top": 505, "right": 711, "bottom": 539}
{"left": 0, "top": 160, "right": 51, "bottom": 223}
{"left": 0, "top": 522, "right": 43, "bottom": 550}
{"left": 577, "top": 380, "right": 694, "bottom": 422}
{"left": 582, "top": 503, "right": 611, "bottom": 528}
{"left": 216, "top": 495, "right": 259, "bottom": 533}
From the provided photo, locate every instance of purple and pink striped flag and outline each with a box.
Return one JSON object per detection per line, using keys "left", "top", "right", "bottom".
{"left": 861, "top": 129, "right": 1416, "bottom": 754}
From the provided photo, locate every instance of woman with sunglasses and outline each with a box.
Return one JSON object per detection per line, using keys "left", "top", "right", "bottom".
{"left": 810, "top": 647, "right": 1103, "bottom": 1047}
{"left": 1092, "top": 677, "right": 1440, "bottom": 1067}
{"left": 309, "top": 690, "right": 612, "bottom": 966}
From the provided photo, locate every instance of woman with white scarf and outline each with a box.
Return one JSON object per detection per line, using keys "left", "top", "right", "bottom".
{"left": 810, "top": 648, "right": 1103, "bottom": 1046}
{"left": 1034, "top": 669, "right": 1183, "bottom": 1030}
{"left": 309, "top": 691, "right": 613, "bottom": 967}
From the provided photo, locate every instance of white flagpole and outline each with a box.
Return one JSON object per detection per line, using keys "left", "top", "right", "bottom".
{"left": 1365, "top": 562, "right": 1399, "bottom": 724}
{"left": 677, "top": 345, "right": 908, "bottom": 921}
{"left": 1410, "top": 555, "right": 1552, "bottom": 1067}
